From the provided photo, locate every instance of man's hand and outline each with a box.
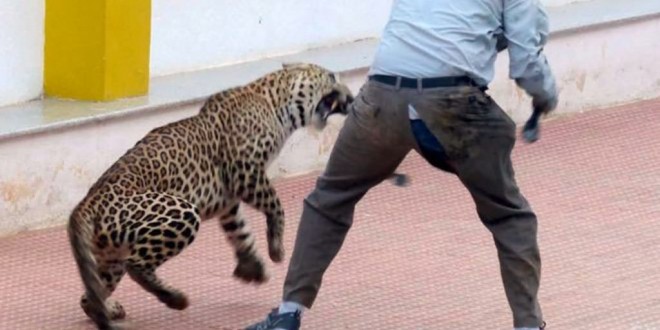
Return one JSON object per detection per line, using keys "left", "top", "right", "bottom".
{"left": 523, "top": 93, "right": 557, "bottom": 143}
{"left": 496, "top": 33, "right": 508, "bottom": 53}
{"left": 532, "top": 92, "right": 558, "bottom": 114}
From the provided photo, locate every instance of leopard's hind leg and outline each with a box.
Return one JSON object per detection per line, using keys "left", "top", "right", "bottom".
{"left": 80, "top": 260, "right": 127, "bottom": 321}
{"left": 125, "top": 192, "right": 201, "bottom": 310}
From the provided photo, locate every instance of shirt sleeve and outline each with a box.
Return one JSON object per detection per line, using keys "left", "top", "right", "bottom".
{"left": 503, "top": 0, "right": 557, "bottom": 101}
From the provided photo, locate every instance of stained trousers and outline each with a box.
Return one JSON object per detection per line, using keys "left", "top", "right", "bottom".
{"left": 282, "top": 80, "right": 543, "bottom": 328}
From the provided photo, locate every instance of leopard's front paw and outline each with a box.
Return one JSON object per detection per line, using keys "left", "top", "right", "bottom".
{"left": 106, "top": 299, "right": 126, "bottom": 320}
{"left": 234, "top": 254, "right": 270, "bottom": 284}
{"left": 158, "top": 290, "right": 189, "bottom": 310}
{"left": 268, "top": 240, "right": 285, "bottom": 263}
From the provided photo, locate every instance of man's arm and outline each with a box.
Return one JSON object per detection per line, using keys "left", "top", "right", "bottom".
{"left": 503, "top": 0, "right": 558, "bottom": 112}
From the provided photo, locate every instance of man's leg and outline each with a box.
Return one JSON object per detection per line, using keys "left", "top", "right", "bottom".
{"left": 245, "top": 81, "right": 416, "bottom": 329}
{"left": 283, "top": 82, "right": 415, "bottom": 307}
{"left": 414, "top": 88, "right": 543, "bottom": 329}
{"left": 456, "top": 129, "right": 543, "bottom": 328}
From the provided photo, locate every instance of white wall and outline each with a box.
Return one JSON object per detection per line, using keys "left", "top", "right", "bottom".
{"left": 0, "top": 103, "right": 199, "bottom": 234}
{"left": 489, "top": 17, "right": 660, "bottom": 123}
{"left": 150, "top": 0, "right": 591, "bottom": 77}
{"left": 0, "top": 0, "right": 591, "bottom": 107}
{"left": 3, "top": 15, "right": 660, "bottom": 236}
{"left": 0, "top": 0, "right": 44, "bottom": 107}
{"left": 5, "top": 0, "right": 658, "bottom": 236}
{"left": 150, "top": 0, "right": 394, "bottom": 76}
{"left": 543, "top": 0, "right": 592, "bottom": 7}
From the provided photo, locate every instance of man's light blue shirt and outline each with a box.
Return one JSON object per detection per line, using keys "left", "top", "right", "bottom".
{"left": 369, "top": 0, "right": 557, "bottom": 102}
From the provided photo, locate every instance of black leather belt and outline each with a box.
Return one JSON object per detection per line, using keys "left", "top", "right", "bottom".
{"left": 368, "top": 74, "right": 482, "bottom": 89}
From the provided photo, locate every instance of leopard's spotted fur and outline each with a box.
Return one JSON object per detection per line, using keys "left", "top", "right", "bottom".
{"left": 67, "top": 63, "right": 353, "bottom": 330}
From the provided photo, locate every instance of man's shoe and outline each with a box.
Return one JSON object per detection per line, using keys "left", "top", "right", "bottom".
{"left": 245, "top": 308, "right": 301, "bottom": 330}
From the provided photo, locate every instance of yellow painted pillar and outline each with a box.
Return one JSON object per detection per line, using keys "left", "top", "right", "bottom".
{"left": 45, "top": 0, "right": 151, "bottom": 101}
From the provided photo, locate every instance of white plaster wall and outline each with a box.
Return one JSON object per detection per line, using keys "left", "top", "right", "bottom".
{"left": 2, "top": 12, "right": 659, "bottom": 236}
{"left": 0, "top": 104, "right": 199, "bottom": 235}
{"left": 0, "top": 0, "right": 44, "bottom": 107}
{"left": 150, "top": 0, "right": 589, "bottom": 77}
{"left": 543, "top": 0, "right": 592, "bottom": 7}
{"left": 0, "top": 0, "right": 592, "bottom": 107}
{"left": 490, "top": 17, "right": 660, "bottom": 123}
{"left": 150, "top": 0, "right": 394, "bottom": 76}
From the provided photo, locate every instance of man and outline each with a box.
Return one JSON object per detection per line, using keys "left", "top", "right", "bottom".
{"left": 246, "top": 0, "right": 558, "bottom": 329}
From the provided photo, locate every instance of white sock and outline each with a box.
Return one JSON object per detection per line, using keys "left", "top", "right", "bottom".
{"left": 278, "top": 301, "right": 305, "bottom": 315}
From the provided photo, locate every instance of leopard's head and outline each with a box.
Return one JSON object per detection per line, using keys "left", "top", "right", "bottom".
{"left": 282, "top": 62, "right": 354, "bottom": 130}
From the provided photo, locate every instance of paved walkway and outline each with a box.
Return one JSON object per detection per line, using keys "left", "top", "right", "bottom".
{"left": 1, "top": 99, "right": 659, "bottom": 330}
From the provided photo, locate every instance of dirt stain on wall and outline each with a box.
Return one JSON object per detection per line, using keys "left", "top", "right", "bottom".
{"left": 1, "top": 180, "right": 36, "bottom": 205}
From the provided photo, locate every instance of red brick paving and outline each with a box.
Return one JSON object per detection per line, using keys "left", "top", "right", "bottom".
{"left": 1, "top": 99, "right": 659, "bottom": 330}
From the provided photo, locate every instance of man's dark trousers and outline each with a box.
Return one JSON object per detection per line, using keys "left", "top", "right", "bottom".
{"left": 282, "top": 78, "right": 543, "bottom": 328}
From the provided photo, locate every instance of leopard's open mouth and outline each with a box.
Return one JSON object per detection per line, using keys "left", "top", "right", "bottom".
{"left": 316, "top": 91, "right": 353, "bottom": 121}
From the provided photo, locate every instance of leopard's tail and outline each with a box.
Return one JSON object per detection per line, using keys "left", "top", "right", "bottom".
{"left": 68, "top": 207, "right": 112, "bottom": 330}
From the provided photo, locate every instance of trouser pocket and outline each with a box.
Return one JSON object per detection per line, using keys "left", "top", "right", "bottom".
{"left": 409, "top": 118, "right": 456, "bottom": 173}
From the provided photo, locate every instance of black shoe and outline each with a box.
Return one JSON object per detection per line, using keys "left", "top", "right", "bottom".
{"left": 245, "top": 308, "right": 301, "bottom": 330}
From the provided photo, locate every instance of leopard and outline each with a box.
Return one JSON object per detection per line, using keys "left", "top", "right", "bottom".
{"left": 67, "top": 62, "right": 354, "bottom": 330}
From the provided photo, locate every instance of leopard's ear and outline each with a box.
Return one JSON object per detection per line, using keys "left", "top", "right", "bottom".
{"left": 281, "top": 62, "right": 314, "bottom": 70}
